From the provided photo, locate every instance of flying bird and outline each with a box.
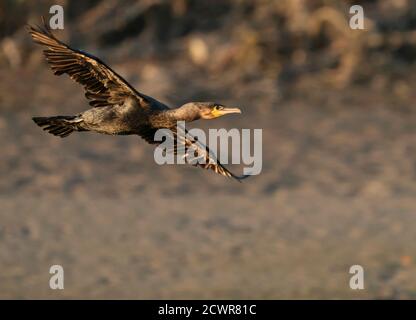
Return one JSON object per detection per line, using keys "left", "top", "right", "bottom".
{"left": 28, "top": 20, "right": 248, "bottom": 181}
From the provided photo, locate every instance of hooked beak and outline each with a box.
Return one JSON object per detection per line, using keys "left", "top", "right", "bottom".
{"left": 213, "top": 107, "right": 242, "bottom": 118}
{"left": 221, "top": 107, "right": 242, "bottom": 115}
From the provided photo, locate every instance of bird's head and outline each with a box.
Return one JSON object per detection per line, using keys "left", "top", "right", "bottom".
{"left": 200, "top": 102, "right": 242, "bottom": 119}
{"left": 180, "top": 102, "right": 241, "bottom": 120}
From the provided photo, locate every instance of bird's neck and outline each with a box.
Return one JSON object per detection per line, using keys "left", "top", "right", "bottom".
{"left": 167, "top": 105, "right": 200, "bottom": 122}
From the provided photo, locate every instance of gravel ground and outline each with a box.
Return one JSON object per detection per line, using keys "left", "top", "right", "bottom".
{"left": 1, "top": 63, "right": 416, "bottom": 299}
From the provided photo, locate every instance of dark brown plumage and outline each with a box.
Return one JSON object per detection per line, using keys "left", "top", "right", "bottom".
{"left": 29, "top": 19, "right": 248, "bottom": 181}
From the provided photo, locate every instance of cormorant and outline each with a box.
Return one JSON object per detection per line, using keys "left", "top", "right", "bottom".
{"left": 29, "top": 20, "right": 248, "bottom": 181}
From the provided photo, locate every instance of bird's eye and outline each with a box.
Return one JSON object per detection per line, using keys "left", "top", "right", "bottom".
{"left": 215, "top": 105, "right": 223, "bottom": 110}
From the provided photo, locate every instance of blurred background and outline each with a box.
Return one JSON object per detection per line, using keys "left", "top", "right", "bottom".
{"left": 1, "top": 0, "right": 416, "bottom": 299}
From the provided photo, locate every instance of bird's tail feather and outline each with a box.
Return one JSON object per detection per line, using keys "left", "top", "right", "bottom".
{"left": 32, "top": 115, "right": 84, "bottom": 138}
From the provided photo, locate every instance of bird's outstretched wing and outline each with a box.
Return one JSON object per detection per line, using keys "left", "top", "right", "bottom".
{"left": 163, "top": 126, "right": 249, "bottom": 182}
{"left": 28, "top": 18, "right": 158, "bottom": 109}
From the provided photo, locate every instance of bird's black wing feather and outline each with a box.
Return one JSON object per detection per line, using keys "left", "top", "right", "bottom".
{"left": 28, "top": 19, "right": 162, "bottom": 110}
{"left": 162, "top": 126, "right": 249, "bottom": 181}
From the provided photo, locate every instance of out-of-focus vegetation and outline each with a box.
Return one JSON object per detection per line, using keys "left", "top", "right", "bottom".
{"left": 1, "top": 0, "right": 416, "bottom": 93}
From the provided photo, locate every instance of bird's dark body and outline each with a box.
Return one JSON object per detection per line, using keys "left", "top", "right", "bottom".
{"left": 76, "top": 98, "right": 188, "bottom": 140}
{"left": 29, "top": 19, "right": 248, "bottom": 181}
{"left": 80, "top": 100, "right": 153, "bottom": 135}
